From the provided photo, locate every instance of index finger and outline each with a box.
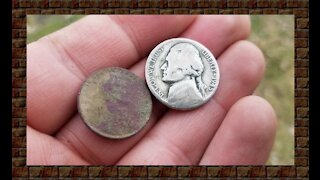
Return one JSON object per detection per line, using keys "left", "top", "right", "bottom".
{"left": 27, "top": 15, "right": 196, "bottom": 134}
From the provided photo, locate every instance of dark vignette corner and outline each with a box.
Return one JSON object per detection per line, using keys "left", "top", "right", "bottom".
{"left": 1, "top": 0, "right": 12, "bottom": 179}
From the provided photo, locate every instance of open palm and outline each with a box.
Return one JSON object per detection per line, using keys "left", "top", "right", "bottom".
{"left": 27, "top": 15, "right": 276, "bottom": 165}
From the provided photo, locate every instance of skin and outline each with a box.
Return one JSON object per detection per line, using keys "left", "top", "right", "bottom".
{"left": 27, "top": 15, "right": 277, "bottom": 165}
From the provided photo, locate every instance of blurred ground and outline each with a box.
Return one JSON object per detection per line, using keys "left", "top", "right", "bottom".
{"left": 27, "top": 15, "right": 294, "bottom": 165}
{"left": 27, "top": 15, "right": 85, "bottom": 44}
{"left": 250, "top": 15, "right": 294, "bottom": 165}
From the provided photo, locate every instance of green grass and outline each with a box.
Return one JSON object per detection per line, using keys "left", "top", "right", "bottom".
{"left": 250, "top": 15, "right": 294, "bottom": 165}
{"left": 27, "top": 15, "right": 295, "bottom": 165}
{"left": 27, "top": 15, "right": 85, "bottom": 44}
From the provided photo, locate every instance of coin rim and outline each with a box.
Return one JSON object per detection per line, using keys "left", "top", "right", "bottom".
{"left": 77, "top": 67, "right": 153, "bottom": 139}
{"left": 145, "top": 38, "right": 220, "bottom": 110}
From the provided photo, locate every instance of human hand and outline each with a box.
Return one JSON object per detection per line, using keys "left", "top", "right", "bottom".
{"left": 27, "top": 15, "right": 277, "bottom": 165}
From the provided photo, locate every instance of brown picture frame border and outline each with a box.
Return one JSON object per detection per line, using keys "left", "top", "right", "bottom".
{"left": 12, "top": 0, "right": 309, "bottom": 178}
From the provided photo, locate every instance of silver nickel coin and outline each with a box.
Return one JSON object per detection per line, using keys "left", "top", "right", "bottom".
{"left": 145, "top": 38, "right": 220, "bottom": 110}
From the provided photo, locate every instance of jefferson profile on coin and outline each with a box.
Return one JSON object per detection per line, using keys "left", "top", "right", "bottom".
{"left": 160, "top": 43, "right": 207, "bottom": 107}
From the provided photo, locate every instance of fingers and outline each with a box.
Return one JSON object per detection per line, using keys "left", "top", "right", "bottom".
{"left": 213, "top": 40, "right": 265, "bottom": 110}
{"left": 116, "top": 40, "right": 265, "bottom": 165}
{"left": 53, "top": 15, "right": 252, "bottom": 165}
{"left": 27, "top": 15, "right": 196, "bottom": 135}
{"left": 181, "top": 15, "right": 251, "bottom": 57}
{"left": 26, "top": 126, "right": 89, "bottom": 165}
{"left": 200, "top": 96, "right": 277, "bottom": 165}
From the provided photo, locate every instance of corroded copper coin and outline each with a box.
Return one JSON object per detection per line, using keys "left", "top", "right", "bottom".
{"left": 78, "top": 67, "right": 152, "bottom": 139}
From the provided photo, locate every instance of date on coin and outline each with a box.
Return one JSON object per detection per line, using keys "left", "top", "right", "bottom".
{"left": 78, "top": 67, "right": 152, "bottom": 139}
{"left": 145, "top": 38, "right": 220, "bottom": 110}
